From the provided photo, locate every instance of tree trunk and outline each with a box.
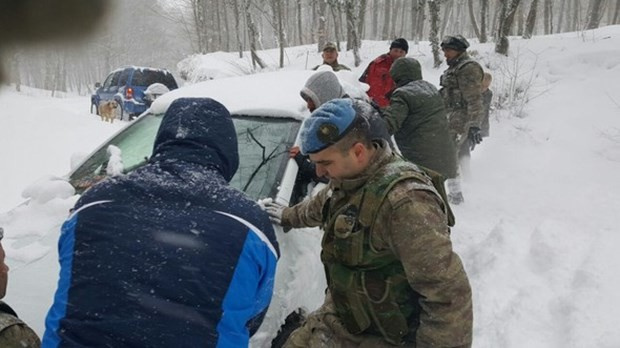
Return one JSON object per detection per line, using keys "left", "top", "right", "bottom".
{"left": 358, "top": 0, "right": 367, "bottom": 42}
{"left": 330, "top": 3, "right": 343, "bottom": 48}
{"left": 429, "top": 0, "right": 442, "bottom": 68}
{"left": 390, "top": 0, "right": 400, "bottom": 39}
{"left": 371, "top": 0, "right": 379, "bottom": 39}
{"left": 516, "top": 0, "right": 524, "bottom": 35}
{"left": 270, "top": 0, "right": 287, "bottom": 68}
{"left": 556, "top": 0, "right": 566, "bottom": 32}
{"left": 228, "top": 0, "right": 244, "bottom": 57}
{"left": 382, "top": 0, "right": 392, "bottom": 40}
{"left": 614, "top": 0, "right": 620, "bottom": 24}
{"left": 495, "top": 0, "right": 522, "bottom": 55}
{"left": 543, "top": 0, "right": 552, "bottom": 34}
{"left": 317, "top": 0, "right": 327, "bottom": 52}
{"left": 480, "top": 0, "right": 489, "bottom": 42}
{"left": 468, "top": 0, "right": 482, "bottom": 40}
{"left": 344, "top": 1, "right": 362, "bottom": 66}
{"left": 586, "top": 0, "right": 606, "bottom": 29}
{"left": 297, "top": 0, "right": 303, "bottom": 44}
{"left": 244, "top": 0, "right": 266, "bottom": 69}
{"left": 523, "top": 0, "right": 538, "bottom": 38}
{"left": 440, "top": 2, "right": 453, "bottom": 38}
{"left": 417, "top": 0, "right": 427, "bottom": 42}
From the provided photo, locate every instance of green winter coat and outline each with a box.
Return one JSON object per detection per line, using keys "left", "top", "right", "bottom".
{"left": 383, "top": 57, "right": 458, "bottom": 179}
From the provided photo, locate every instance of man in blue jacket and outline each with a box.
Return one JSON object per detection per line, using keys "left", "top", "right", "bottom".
{"left": 43, "top": 98, "right": 279, "bottom": 347}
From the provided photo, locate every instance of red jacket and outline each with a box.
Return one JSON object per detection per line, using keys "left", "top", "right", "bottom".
{"left": 359, "top": 53, "right": 395, "bottom": 108}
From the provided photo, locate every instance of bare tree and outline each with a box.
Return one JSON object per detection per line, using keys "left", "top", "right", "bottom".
{"left": 343, "top": 0, "right": 363, "bottom": 66}
{"left": 556, "top": 0, "right": 567, "bottom": 33}
{"left": 269, "top": 0, "right": 287, "bottom": 68}
{"left": 429, "top": 0, "right": 442, "bottom": 68}
{"left": 614, "top": 0, "right": 620, "bottom": 24}
{"left": 316, "top": 0, "right": 328, "bottom": 51}
{"left": 586, "top": 0, "right": 607, "bottom": 29}
{"left": 468, "top": 0, "right": 482, "bottom": 40}
{"left": 495, "top": 0, "right": 522, "bottom": 55}
{"left": 523, "top": 0, "right": 538, "bottom": 38}
{"left": 480, "top": 0, "right": 489, "bottom": 42}
{"left": 244, "top": 0, "right": 267, "bottom": 68}
{"left": 416, "top": 0, "right": 428, "bottom": 42}
{"left": 382, "top": 0, "right": 392, "bottom": 40}
{"left": 543, "top": 0, "right": 552, "bottom": 34}
{"left": 225, "top": 0, "right": 244, "bottom": 57}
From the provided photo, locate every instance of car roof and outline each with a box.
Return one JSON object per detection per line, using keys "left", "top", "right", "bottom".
{"left": 149, "top": 69, "right": 315, "bottom": 120}
{"left": 109, "top": 66, "right": 173, "bottom": 74}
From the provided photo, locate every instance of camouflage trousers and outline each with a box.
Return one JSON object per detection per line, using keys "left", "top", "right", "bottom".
{"left": 447, "top": 109, "right": 470, "bottom": 148}
{"left": 283, "top": 293, "right": 414, "bottom": 348}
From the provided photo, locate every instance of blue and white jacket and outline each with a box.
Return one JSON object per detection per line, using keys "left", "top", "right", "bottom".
{"left": 43, "top": 98, "right": 279, "bottom": 347}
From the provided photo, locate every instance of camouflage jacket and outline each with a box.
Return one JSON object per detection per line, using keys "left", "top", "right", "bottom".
{"left": 281, "top": 142, "right": 473, "bottom": 347}
{"left": 439, "top": 52, "right": 484, "bottom": 141}
{"left": 312, "top": 61, "right": 351, "bottom": 72}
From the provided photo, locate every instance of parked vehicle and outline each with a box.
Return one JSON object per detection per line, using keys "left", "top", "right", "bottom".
{"left": 90, "top": 66, "right": 178, "bottom": 120}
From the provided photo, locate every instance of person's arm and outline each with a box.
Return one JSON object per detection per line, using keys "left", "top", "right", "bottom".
{"left": 281, "top": 184, "right": 331, "bottom": 228}
{"left": 379, "top": 183, "right": 473, "bottom": 347}
{"left": 0, "top": 240, "right": 8, "bottom": 299}
{"left": 457, "top": 63, "right": 484, "bottom": 129}
{"left": 381, "top": 89, "right": 410, "bottom": 135}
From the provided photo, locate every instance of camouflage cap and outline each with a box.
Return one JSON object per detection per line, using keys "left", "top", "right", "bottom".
{"left": 322, "top": 42, "right": 338, "bottom": 52}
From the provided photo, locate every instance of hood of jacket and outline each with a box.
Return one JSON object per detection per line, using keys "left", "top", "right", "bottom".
{"left": 151, "top": 97, "right": 239, "bottom": 182}
{"left": 390, "top": 57, "right": 423, "bottom": 87}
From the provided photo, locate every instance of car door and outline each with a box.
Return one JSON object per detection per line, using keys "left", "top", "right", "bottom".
{"left": 98, "top": 70, "right": 123, "bottom": 103}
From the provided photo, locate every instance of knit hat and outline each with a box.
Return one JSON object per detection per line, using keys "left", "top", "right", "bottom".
{"left": 300, "top": 71, "right": 345, "bottom": 109}
{"left": 389, "top": 38, "right": 409, "bottom": 53}
{"left": 440, "top": 35, "right": 470, "bottom": 51}
{"left": 300, "top": 99, "right": 357, "bottom": 154}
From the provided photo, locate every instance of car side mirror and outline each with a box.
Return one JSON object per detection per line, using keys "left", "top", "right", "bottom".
{"left": 95, "top": 82, "right": 101, "bottom": 88}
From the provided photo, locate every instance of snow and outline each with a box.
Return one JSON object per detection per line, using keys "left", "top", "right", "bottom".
{"left": 1, "top": 26, "right": 620, "bottom": 347}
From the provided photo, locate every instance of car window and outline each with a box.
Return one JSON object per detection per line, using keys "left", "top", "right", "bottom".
{"left": 119, "top": 69, "right": 131, "bottom": 87}
{"left": 69, "top": 113, "right": 300, "bottom": 201}
{"left": 132, "top": 70, "right": 176, "bottom": 89}
{"left": 102, "top": 73, "right": 115, "bottom": 90}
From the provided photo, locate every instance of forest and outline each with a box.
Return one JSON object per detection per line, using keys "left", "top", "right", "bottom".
{"left": 3, "top": 0, "right": 618, "bottom": 95}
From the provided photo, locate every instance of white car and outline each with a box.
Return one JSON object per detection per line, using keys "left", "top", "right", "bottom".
{"left": 3, "top": 69, "right": 373, "bottom": 346}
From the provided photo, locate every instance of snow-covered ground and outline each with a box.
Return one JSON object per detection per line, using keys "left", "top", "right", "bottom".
{"left": 1, "top": 26, "right": 620, "bottom": 347}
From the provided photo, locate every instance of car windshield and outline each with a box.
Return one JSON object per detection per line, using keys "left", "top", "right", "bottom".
{"left": 69, "top": 112, "right": 300, "bottom": 200}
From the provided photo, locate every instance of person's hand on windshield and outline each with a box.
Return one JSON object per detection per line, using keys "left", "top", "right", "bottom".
{"left": 289, "top": 146, "right": 301, "bottom": 158}
{"left": 264, "top": 201, "right": 286, "bottom": 226}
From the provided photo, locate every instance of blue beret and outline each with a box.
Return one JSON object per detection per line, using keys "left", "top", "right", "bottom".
{"left": 300, "top": 98, "right": 356, "bottom": 155}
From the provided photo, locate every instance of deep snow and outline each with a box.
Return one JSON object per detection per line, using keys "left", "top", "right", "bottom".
{"left": 1, "top": 26, "right": 620, "bottom": 347}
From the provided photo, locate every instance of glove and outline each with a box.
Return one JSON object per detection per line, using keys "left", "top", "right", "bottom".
{"left": 468, "top": 126, "right": 483, "bottom": 151}
{"left": 264, "top": 201, "right": 286, "bottom": 226}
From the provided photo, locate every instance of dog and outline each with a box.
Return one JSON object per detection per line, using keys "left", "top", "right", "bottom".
{"left": 98, "top": 100, "right": 119, "bottom": 123}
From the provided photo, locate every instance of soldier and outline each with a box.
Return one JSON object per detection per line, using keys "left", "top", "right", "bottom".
{"left": 439, "top": 35, "right": 484, "bottom": 204}
{"left": 265, "top": 99, "right": 473, "bottom": 347}
{"left": 383, "top": 57, "right": 458, "bottom": 182}
{"left": 313, "top": 42, "right": 351, "bottom": 72}
{"left": 0, "top": 228, "right": 41, "bottom": 347}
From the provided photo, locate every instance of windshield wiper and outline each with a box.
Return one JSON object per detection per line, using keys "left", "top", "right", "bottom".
{"left": 243, "top": 127, "right": 287, "bottom": 192}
